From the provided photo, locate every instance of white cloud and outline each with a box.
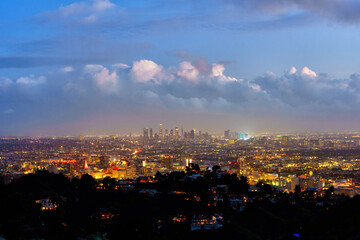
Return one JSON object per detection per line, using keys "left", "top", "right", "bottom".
{"left": 40, "top": 0, "right": 116, "bottom": 25}
{"left": 81, "top": 13, "right": 99, "bottom": 24}
{"left": 301, "top": 66, "right": 317, "bottom": 78}
{"left": 112, "top": 63, "right": 131, "bottom": 69}
{"left": 131, "top": 60, "right": 164, "bottom": 84}
{"left": 0, "top": 78, "right": 13, "bottom": 88}
{"left": 248, "top": 82, "right": 262, "bottom": 92}
{"left": 61, "top": 66, "right": 74, "bottom": 73}
{"left": 16, "top": 75, "right": 46, "bottom": 85}
{"left": 3, "top": 109, "right": 15, "bottom": 115}
{"left": 59, "top": 0, "right": 115, "bottom": 16}
{"left": 211, "top": 63, "right": 225, "bottom": 78}
{"left": 85, "top": 64, "right": 104, "bottom": 72}
{"left": 93, "top": 67, "right": 119, "bottom": 94}
{"left": 93, "top": 0, "right": 115, "bottom": 11}
{"left": 83, "top": 64, "right": 119, "bottom": 93}
{"left": 211, "top": 63, "right": 238, "bottom": 82}
{"left": 177, "top": 61, "right": 199, "bottom": 83}
{"left": 288, "top": 66, "right": 297, "bottom": 75}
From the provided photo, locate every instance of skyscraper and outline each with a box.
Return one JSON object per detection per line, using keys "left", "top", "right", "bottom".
{"left": 159, "top": 124, "right": 163, "bottom": 139}
{"left": 175, "top": 127, "right": 179, "bottom": 139}
{"left": 170, "top": 129, "right": 174, "bottom": 139}
{"left": 149, "top": 128, "right": 153, "bottom": 139}
{"left": 143, "top": 128, "right": 149, "bottom": 139}
{"left": 161, "top": 155, "right": 173, "bottom": 170}
{"left": 224, "top": 129, "right": 230, "bottom": 139}
{"left": 190, "top": 129, "right": 195, "bottom": 139}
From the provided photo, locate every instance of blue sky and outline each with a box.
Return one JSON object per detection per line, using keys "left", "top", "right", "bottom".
{"left": 1, "top": 0, "right": 360, "bottom": 136}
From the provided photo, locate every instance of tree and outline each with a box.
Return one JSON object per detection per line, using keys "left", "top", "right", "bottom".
{"left": 212, "top": 165, "right": 221, "bottom": 173}
{"left": 102, "top": 177, "right": 117, "bottom": 191}
{"left": 325, "top": 186, "right": 334, "bottom": 198}
{"left": 256, "top": 181, "right": 273, "bottom": 194}
{"left": 294, "top": 185, "right": 301, "bottom": 196}
{"left": 155, "top": 171, "right": 164, "bottom": 181}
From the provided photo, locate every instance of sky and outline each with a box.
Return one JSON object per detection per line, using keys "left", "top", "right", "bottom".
{"left": 1, "top": 0, "right": 360, "bottom": 136}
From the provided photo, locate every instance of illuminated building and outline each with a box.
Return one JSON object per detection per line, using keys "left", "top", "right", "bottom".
{"left": 48, "top": 165, "right": 59, "bottom": 174}
{"left": 159, "top": 124, "right": 163, "bottom": 138}
{"left": 170, "top": 129, "right": 174, "bottom": 139}
{"left": 238, "top": 157, "right": 245, "bottom": 175}
{"left": 35, "top": 198, "right": 58, "bottom": 211}
{"left": 185, "top": 155, "right": 193, "bottom": 167}
{"left": 161, "top": 155, "right": 174, "bottom": 170}
{"left": 310, "top": 139, "right": 320, "bottom": 147}
{"left": 282, "top": 136, "right": 288, "bottom": 145}
{"left": 143, "top": 128, "right": 149, "bottom": 139}
{"left": 291, "top": 174, "right": 324, "bottom": 191}
{"left": 190, "top": 129, "right": 195, "bottom": 139}
{"left": 224, "top": 129, "right": 230, "bottom": 139}
{"left": 175, "top": 127, "right": 179, "bottom": 139}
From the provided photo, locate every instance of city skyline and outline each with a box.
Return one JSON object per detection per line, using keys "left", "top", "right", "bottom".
{"left": 2, "top": 0, "right": 360, "bottom": 136}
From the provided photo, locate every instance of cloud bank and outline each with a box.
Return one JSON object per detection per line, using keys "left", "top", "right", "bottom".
{"left": 1, "top": 57, "right": 360, "bottom": 135}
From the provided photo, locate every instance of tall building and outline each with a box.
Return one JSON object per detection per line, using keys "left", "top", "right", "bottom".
{"left": 170, "top": 129, "right": 174, "bottom": 139}
{"left": 175, "top": 127, "right": 179, "bottom": 139}
{"left": 159, "top": 124, "right": 163, "bottom": 139}
{"left": 224, "top": 129, "right": 230, "bottom": 139}
{"left": 190, "top": 129, "right": 195, "bottom": 139}
{"left": 161, "top": 155, "right": 174, "bottom": 170}
{"left": 149, "top": 128, "right": 153, "bottom": 139}
{"left": 143, "top": 128, "right": 149, "bottom": 139}
{"left": 185, "top": 155, "right": 192, "bottom": 167}
{"left": 165, "top": 129, "right": 168, "bottom": 138}
{"left": 181, "top": 126, "right": 184, "bottom": 138}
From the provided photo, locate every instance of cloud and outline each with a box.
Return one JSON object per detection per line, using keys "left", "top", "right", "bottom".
{"left": 0, "top": 78, "right": 13, "bottom": 88}
{"left": 112, "top": 63, "right": 131, "bottom": 69}
{"left": 301, "top": 66, "right": 317, "bottom": 78}
{"left": 84, "top": 64, "right": 119, "bottom": 93}
{"left": 287, "top": 66, "right": 297, "bottom": 75}
{"left": 253, "top": 66, "right": 358, "bottom": 110}
{"left": 0, "top": 56, "right": 112, "bottom": 69}
{"left": 3, "top": 109, "right": 15, "bottom": 115}
{"left": 36, "top": 0, "right": 116, "bottom": 25}
{"left": 93, "top": 67, "right": 119, "bottom": 94}
{"left": 85, "top": 64, "right": 104, "bottom": 72}
{"left": 223, "top": 0, "right": 360, "bottom": 25}
{"left": 61, "top": 66, "right": 74, "bottom": 73}
{"left": 131, "top": 60, "right": 164, "bottom": 84}
{"left": 16, "top": 75, "right": 46, "bottom": 85}
{"left": 211, "top": 63, "right": 238, "bottom": 82}
{"left": 92, "top": 0, "right": 115, "bottom": 11}
{"left": 2, "top": 56, "right": 360, "bottom": 135}
{"left": 177, "top": 61, "right": 199, "bottom": 83}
